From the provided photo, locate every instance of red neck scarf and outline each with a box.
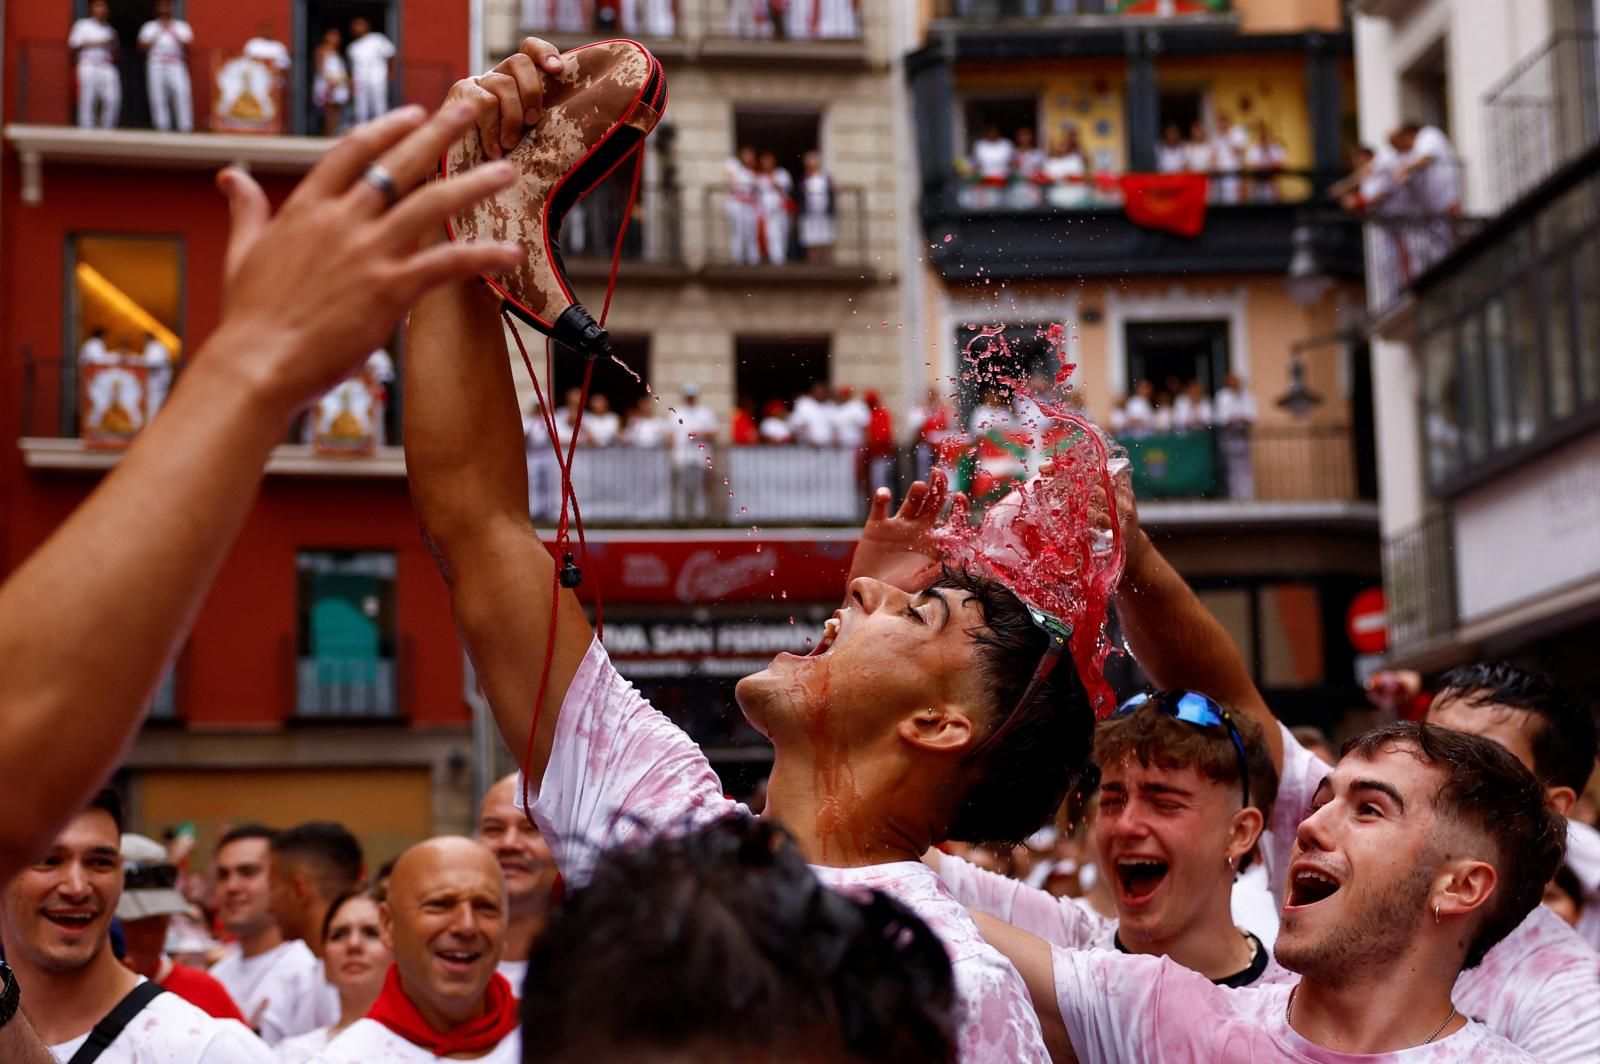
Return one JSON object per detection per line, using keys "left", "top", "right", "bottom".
{"left": 366, "top": 964, "right": 519, "bottom": 1057}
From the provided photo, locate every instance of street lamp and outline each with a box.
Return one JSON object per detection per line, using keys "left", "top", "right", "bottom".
{"left": 1277, "top": 347, "right": 1323, "bottom": 420}
{"left": 1286, "top": 222, "right": 1335, "bottom": 309}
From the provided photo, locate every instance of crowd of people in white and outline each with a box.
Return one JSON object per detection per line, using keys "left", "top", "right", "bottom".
{"left": 723, "top": 148, "right": 839, "bottom": 266}
{"left": 67, "top": 1, "right": 393, "bottom": 137}
{"left": 963, "top": 113, "right": 1290, "bottom": 208}
{"left": 520, "top": 0, "right": 860, "bottom": 40}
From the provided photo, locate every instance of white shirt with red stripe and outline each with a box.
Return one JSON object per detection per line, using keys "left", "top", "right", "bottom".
{"left": 137, "top": 19, "right": 191, "bottom": 63}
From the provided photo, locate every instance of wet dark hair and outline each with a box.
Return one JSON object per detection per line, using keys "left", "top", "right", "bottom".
{"left": 271, "top": 822, "right": 364, "bottom": 901}
{"left": 1434, "top": 661, "right": 1597, "bottom": 793}
{"left": 937, "top": 567, "right": 1096, "bottom": 847}
{"left": 520, "top": 815, "right": 956, "bottom": 1063}
{"left": 1342, "top": 721, "right": 1566, "bottom": 969}
{"left": 1094, "top": 700, "right": 1279, "bottom": 871}
{"left": 89, "top": 788, "right": 124, "bottom": 834}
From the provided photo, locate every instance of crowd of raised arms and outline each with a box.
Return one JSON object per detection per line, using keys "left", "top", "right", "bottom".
{"left": 0, "top": 36, "right": 1594, "bottom": 1064}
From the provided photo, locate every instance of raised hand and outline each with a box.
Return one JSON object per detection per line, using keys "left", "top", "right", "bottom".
{"left": 848, "top": 468, "right": 966, "bottom": 593}
{"left": 211, "top": 102, "right": 522, "bottom": 412}
{"left": 446, "top": 36, "right": 567, "bottom": 159}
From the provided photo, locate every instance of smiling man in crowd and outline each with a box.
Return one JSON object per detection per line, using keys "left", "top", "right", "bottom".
{"left": 318, "top": 837, "right": 518, "bottom": 1061}
{"left": 475, "top": 773, "right": 559, "bottom": 992}
{"left": 0, "top": 791, "right": 272, "bottom": 1062}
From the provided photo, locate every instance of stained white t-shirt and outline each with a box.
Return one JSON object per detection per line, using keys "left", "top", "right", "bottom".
{"left": 137, "top": 19, "right": 192, "bottom": 64}
{"left": 68, "top": 19, "right": 117, "bottom": 64}
{"left": 520, "top": 637, "right": 1052, "bottom": 1063}
{"left": 1053, "top": 948, "right": 1535, "bottom": 1063}
{"left": 47, "top": 979, "right": 274, "bottom": 1063}
{"left": 1263, "top": 724, "right": 1600, "bottom": 1064}
{"left": 210, "top": 940, "right": 297, "bottom": 1025}
{"left": 346, "top": 33, "right": 396, "bottom": 82}
{"left": 271, "top": 1026, "right": 330, "bottom": 1063}
{"left": 244, "top": 940, "right": 339, "bottom": 1046}
{"left": 935, "top": 850, "right": 1292, "bottom": 986}
{"left": 317, "top": 1019, "right": 520, "bottom": 1063}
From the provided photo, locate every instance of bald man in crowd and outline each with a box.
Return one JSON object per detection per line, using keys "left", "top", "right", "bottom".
{"left": 319, "top": 837, "right": 520, "bottom": 1061}
{"left": 476, "top": 774, "right": 558, "bottom": 992}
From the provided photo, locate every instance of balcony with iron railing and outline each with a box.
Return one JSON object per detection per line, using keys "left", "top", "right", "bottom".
{"left": 513, "top": 1, "right": 867, "bottom": 64}
{"left": 558, "top": 181, "right": 686, "bottom": 280}
{"left": 6, "top": 40, "right": 454, "bottom": 195}
{"left": 930, "top": 0, "right": 1235, "bottom": 24}
{"left": 700, "top": 184, "right": 873, "bottom": 281}
{"left": 285, "top": 634, "right": 411, "bottom": 720}
{"left": 524, "top": 421, "right": 1371, "bottom": 528}
{"left": 1381, "top": 509, "right": 1456, "bottom": 660}
{"left": 19, "top": 349, "right": 407, "bottom": 475}
{"left": 1484, "top": 32, "right": 1600, "bottom": 214}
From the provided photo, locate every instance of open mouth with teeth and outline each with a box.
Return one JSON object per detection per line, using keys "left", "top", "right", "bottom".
{"left": 43, "top": 911, "right": 96, "bottom": 933}
{"left": 1287, "top": 867, "right": 1342, "bottom": 909}
{"left": 435, "top": 949, "right": 482, "bottom": 973}
{"left": 808, "top": 612, "right": 843, "bottom": 657}
{"left": 1114, "top": 857, "right": 1169, "bottom": 906}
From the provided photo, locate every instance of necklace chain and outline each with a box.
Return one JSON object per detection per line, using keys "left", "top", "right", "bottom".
{"left": 1284, "top": 985, "right": 1457, "bottom": 1047}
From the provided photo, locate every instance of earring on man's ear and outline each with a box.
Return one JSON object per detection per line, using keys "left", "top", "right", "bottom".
{"left": 1434, "top": 904, "right": 1441, "bottom": 926}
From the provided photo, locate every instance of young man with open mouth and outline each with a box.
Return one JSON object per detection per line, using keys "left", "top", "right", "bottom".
{"left": 981, "top": 721, "right": 1560, "bottom": 1062}
{"left": 401, "top": 38, "right": 1135, "bottom": 1060}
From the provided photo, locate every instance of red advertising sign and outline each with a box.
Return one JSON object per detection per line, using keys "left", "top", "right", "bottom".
{"left": 546, "top": 531, "right": 858, "bottom": 607}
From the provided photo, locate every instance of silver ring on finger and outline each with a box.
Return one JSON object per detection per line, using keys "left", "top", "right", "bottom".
{"left": 361, "top": 163, "right": 401, "bottom": 210}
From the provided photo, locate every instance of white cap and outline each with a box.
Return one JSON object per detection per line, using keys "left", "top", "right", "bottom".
{"left": 116, "top": 833, "right": 188, "bottom": 923}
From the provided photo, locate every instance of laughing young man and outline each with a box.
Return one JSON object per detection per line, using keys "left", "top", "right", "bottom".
{"left": 1116, "top": 530, "right": 1600, "bottom": 1062}
{"left": 929, "top": 695, "right": 1288, "bottom": 987}
{"left": 983, "top": 721, "right": 1561, "bottom": 1062}
{"left": 403, "top": 39, "right": 1107, "bottom": 1061}
{"left": 0, "top": 791, "right": 272, "bottom": 1062}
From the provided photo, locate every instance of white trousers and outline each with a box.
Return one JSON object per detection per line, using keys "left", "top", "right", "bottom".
{"left": 727, "top": 202, "right": 760, "bottom": 265}
{"left": 352, "top": 75, "right": 389, "bottom": 124}
{"left": 76, "top": 62, "right": 121, "bottom": 128}
{"left": 763, "top": 210, "right": 789, "bottom": 264}
{"left": 147, "top": 60, "right": 191, "bottom": 132}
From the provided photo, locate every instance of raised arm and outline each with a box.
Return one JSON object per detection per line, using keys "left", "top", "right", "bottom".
{"left": 0, "top": 105, "right": 519, "bottom": 880}
{"left": 404, "top": 38, "right": 594, "bottom": 782}
{"left": 1113, "top": 515, "right": 1282, "bottom": 772}
{"left": 970, "top": 911, "right": 1076, "bottom": 1064}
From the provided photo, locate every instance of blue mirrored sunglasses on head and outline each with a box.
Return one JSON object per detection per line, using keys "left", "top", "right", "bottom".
{"left": 1114, "top": 690, "right": 1251, "bottom": 810}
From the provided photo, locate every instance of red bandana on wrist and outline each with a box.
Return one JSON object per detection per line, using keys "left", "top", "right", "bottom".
{"left": 366, "top": 964, "right": 519, "bottom": 1056}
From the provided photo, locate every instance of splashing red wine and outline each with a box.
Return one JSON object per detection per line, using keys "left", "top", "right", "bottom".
{"left": 932, "top": 323, "right": 1127, "bottom": 718}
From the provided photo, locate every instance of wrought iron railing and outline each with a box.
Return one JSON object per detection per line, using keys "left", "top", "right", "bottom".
{"left": 702, "top": 183, "right": 870, "bottom": 268}
{"left": 287, "top": 634, "right": 408, "bottom": 719}
{"left": 931, "top": 0, "right": 1231, "bottom": 19}
{"left": 520, "top": 0, "right": 681, "bottom": 38}
{"left": 1484, "top": 32, "right": 1600, "bottom": 212}
{"left": 1382, "top": 510, "right": 1457, "bottom": 654}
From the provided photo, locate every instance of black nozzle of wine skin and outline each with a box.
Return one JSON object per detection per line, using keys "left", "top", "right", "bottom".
{"left": 552, "top": 304, "right": 612, "bottom": 360}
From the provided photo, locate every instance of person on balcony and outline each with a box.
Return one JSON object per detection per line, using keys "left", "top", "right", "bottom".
{"left": 834, "top": 385, "right": 870, "bottom": 450}
{"left": 551, "top": 387, "right": 583, "bottom": 450}
{"left": 1172, "top": 380, "right": 1213, "bottom": 433}
{"left": 725, "top": 145, "right": 762, "bottom": 266}
{"left": 864, "top": 390, "right": 895, "bottom": 490}
{"left": 617, "top": 0, "right": 678, "bottom": 37}
{"left": 312, "top": 27, "right": 351, "bottom": 136}
{"left": 1122, "top": 379, "right": 1156, "bottom": 437}
{"left": 1156, "top": 123, "right": 1187, "bottom": 174}
{"left": 757, "top": 150, "right": 795, "bottom": 265}
{"left": 671, "top": 384, "right": 718, "bottom": 521}
{"left": 971, "top": 124, "right": 1016, "bottom": 185}
{"left": 346, "top": 17, "right": 395, "bottom": 126}
{"left": 798, "top": 151, "right": 837, "bottom": 265}
{"left": 1043, "top": 127, "right": 1091, "bottom": 207}
{"left": 583, "top": 393, "right": 622, "bottom": 447}
{"left": 142, "top": 333, "right": 174, "bottom": 421}
{"left": 69, "top": 0, "right": 120, "bottom": 129}
{"left": 621, "top": 395, "right": 667, "bottom": 448}
{"left": 969, "top": 385, "right": 1015, "bottom": 434}
{"left": 1244, "top": 121, "right": 1287, "bottom": 203}
{"left": 1013, "top": 127, "right": 1046, "bottom": 181}
{"left": 523, "top": 0, "right": 588, "bottom": 33}
{"left": 1183, "top": 120, "right": 1214, "bottom": 177}
{"left": 525, "top": 398, "right": 559, "bottom": 520}
{"left": 813, "top": 0, "right": 861, "bottom": 39}
{"left": 1212, "top": 113, "right": 1248, "bottom": 203}
{"left": 759, "top": 399, "right": 795, "bottom": 444}
{"left": 1214, "top": 373, "right": 1257, "bottom": 499}
{"left": 730, "top": 396, "right": 761, "bottom": 446}
{"left": 138, "top": 0, "right": 194, "bottom": 133}
{"left": 790, "top": 381, "right": 837, "bottom": 447}
{"left": 1390, "top": 121, "right": 1461, "bottom": 216}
